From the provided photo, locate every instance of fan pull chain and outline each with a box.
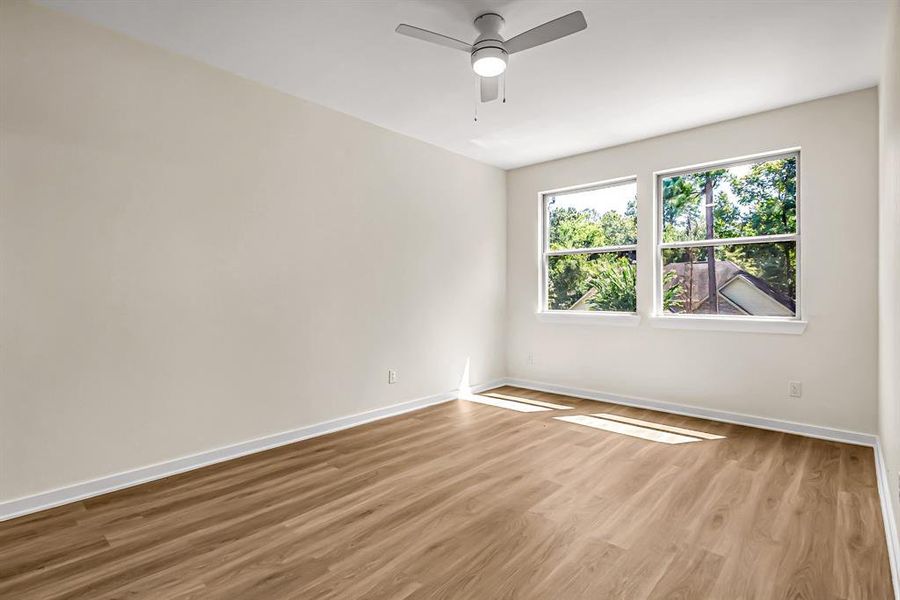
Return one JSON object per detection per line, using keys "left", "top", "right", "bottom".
{"left": 502, "top": 72, "right": 507, "bottom": 103}
{"left": 474, "top": 77, "right": 480, "bottom": 122}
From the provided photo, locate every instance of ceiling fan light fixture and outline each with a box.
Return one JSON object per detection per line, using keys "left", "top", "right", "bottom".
{"left": 471, "top": 47, "right": 507, "bottom": 77}
{"left": 396, "top": 11, "right": 587, "bottom": 102}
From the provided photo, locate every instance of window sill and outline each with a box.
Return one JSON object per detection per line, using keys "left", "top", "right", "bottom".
{"left": 535, "top": 311, "right": 641, "bottom": 327}
{"left": 649, "top": 315, "right": 807, "bottom": 335}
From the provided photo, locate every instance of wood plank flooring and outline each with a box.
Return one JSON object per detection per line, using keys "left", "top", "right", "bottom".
{"left": 0, "top": 386, "right": 893, "bottom": 599}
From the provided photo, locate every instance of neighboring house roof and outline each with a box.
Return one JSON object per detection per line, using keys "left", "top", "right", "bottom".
{"left": 569, "top": 288, "right": 597, "bottom": 311}
{"left": 663, "top": 260, "right": 795, "bottom": 316}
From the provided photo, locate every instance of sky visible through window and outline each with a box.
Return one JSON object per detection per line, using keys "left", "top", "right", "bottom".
{"left": 549, "top": 181, "right": 635, "bottom": 217}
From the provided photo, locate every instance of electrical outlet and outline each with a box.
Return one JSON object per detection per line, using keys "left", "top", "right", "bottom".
{"left": 527, "top": 352, "right": 534, "bottom": 366}
{"left": 789, "top": 381, "right": 802, "bottom": 398}
{"left": 388, "top": 369, "right": 398, "bottom": 384}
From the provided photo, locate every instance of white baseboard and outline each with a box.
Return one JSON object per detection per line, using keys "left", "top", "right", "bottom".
{"left": 501, "top": 377, "right": 878, "bottom": 447}
{"left": 875, "top": 440, "right": 900, "bottom": 600}
{"left": 0, "top": 379, "right": 504, "bottom": 523}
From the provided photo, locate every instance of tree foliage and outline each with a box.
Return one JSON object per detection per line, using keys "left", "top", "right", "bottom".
{"left": 548, "top": 157, "right": 797, "bottom": 312}
{"left": 585, "top": 258, "right": 682, "bottom": 312}
{"left": 547, "top": 198, "right": 637, "bottom": 310}
{"left": 587, "top": 256, "right": 636, "bottom": 312}
{"left": 661, "top": 157, "right": 798, "bottom": 308}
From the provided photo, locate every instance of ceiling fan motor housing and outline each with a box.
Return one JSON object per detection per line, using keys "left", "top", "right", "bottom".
{"left": 471, "top": 13, "right": 508, "bottom": 77}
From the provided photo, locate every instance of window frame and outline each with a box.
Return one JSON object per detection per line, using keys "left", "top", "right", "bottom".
{"left": 538, "top": 176, "right": 639, "bottom": 319}
{"left": 652, "top": 149, "right": 803, "bottom": 325}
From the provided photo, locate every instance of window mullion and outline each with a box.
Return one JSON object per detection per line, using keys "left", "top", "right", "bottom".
{"left": 658, "top": 233, "right": 797, "bottom": 250}
{"left": 545, "top": 244, "right": 638, "bottom": 257}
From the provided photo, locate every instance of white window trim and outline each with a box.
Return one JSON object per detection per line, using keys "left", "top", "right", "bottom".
{"left": 538, "top": 176, "right": 639, "bottom": 321}
{"left": 537, "top": 311, "right": 642, "bottom": 326}
{"left": 648, "top": 314, "right": 807, "bottom": 335}
{"left": 652, "top": 149, "right": 804, "bottom": 333}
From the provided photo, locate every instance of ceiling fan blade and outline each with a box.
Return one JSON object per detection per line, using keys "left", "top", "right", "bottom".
{"left": 505, "top": 11, "right": 587, "bottom": 55}
{"left": 480, "top": 76, "right": 499, "bottom": 103}
{"left": 395, "top": 24, "right": 472, "bottom": 52}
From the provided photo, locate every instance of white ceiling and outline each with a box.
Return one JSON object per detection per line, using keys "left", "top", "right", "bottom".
{"left": 39, "top": 0, "right": 890, "bottom": 169}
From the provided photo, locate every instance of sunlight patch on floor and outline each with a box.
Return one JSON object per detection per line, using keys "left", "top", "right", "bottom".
{"left": 483, "top": 392, "right": 573, "bottom": 410}
{"left": 593, "top": 413, "right": 726, "bottom": 440}
{"left": 555, "top": 415, "right": 702, "bottom": 444}
{"left": 466, "top": 394, "right": 551, "bottom": 413}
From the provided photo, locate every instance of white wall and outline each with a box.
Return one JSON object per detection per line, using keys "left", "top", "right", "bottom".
{"left": 0, "top": 1, "right": 506, "bottom": 503}
{"left": 507, "top": 89, "right": 879, "bottom": 434}
{"left": 879, "top": 0, "right": 900, "bottom": 541}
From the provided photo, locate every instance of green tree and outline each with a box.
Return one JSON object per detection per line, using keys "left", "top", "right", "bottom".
{"left": 587, "top": 256, "right": 636, "bottom": 312}
{"left": 548, "top": 206, "right": 606, "bottom": 249}
{"left": 587, "top": 259, "right": 682, "bottom": 312}
{"left": 730, "top": 157, "right": 796, "bottom": 236}
{"left": 597, "top": 210, "right": 637, "bottom": 246}
{"left": 727, "top": 158, "right": 797, "bottom": 298}
{"left": 690, "top": 170, "right": 728, "bottom": 312}
{"left": 662, "top": 177, "right": 703, "bottom": 243}
{"left": 548, "top": 253, "right": 594, "bottom": 309}
{"left": 662, "top": 175, "right": 706, "bottom": 311}
{"left": 546, "top": 197, "right": 636, "bottom": 309}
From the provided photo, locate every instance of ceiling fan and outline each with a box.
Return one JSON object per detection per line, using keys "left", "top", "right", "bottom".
{"left": 396, "top": 11, "right": 587, "bottom": 103}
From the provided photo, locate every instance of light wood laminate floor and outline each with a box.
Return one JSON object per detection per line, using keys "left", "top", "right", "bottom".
{"left": 0, "top": 386, "right": 892, "bottom": 599}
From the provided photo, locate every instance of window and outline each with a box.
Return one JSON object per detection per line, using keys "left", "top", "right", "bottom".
{"left": 541, "top": 178, "right": 637, "bottom": 313}
{"left": 656, "top": 151, "right": 799, "bottom": 319}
